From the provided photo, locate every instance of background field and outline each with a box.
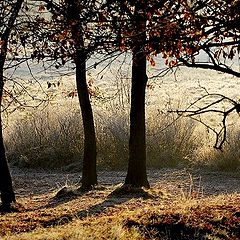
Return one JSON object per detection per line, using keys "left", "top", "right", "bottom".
{"left": 3, "top": 59, "right": 240, "bottom": 171}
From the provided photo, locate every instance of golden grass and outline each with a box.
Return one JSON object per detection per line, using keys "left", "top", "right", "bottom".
{"left": 1, "top": 183, "right": 239, "bottom": 240}
{"left": 3, "top": 71, "right": 240, "bottom": 171}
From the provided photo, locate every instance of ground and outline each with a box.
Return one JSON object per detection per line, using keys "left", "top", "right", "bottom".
{"left": 0, "top": 168, "right": 240, "bottom": 239}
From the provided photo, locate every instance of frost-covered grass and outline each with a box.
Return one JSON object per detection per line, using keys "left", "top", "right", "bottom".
{"left": 3, "top": 100, "right": 240, "bottom": 172}
{"left": 3, "top": 101, "right": 201, "bottom": 170}
{"left": 3, "top": 66, "right": 240, "bottom": 171}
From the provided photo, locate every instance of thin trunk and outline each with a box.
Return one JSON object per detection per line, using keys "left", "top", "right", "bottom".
{"left": 0, "top": 65, "right": 15, "bottom": 207}
{"left": 125, "top": 47, "right": 149, "bottom": 188}
{"left": 76, "top": 50, "right": 97, "bottom": 190}
{"left": 66, "top": 0, "right": 97, "bottom": 190}
{"left": 0, "top": 0, "right": 24, "bottom": 207}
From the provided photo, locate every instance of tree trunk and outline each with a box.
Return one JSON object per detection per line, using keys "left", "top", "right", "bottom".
{"left": 0, "top": 65, "right": 16, "bottom": 207}
{"left": 125, "top": 46, "right": 150, "bottom": 188}
{"left": 0, "top": 0, "right": 25, "bottom": 208}
{"left": 75, "top": 51, "right": 97, "bottom": 190}
{"left": 124, "top": 2, "right": 150, "bottom": 188}
{"left": 65, "top": 0, "right": 97, "bottom": 190}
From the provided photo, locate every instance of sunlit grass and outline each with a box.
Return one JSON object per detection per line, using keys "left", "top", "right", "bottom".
{"left": 3, "top": 66, "right": 240, "bottom": 171}
{"left": 4, "top": 100, "right": 240, "bottom": 171}
{"left": 3, "top": 102, "right": 202, "bottom": 170}
{"left": 1, "top": 183, "right": 239, "bottom": 240}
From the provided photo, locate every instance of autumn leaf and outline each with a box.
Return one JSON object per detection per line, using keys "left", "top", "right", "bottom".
{"left": 38, "top": 5, "right": 45, "bottom": 12}
{"left": 98, "top": 12, "right": 107, "bottom": 22}
{"left": 119, "top": 39, "right": 126, "bottom": 51}
{"left": 0, "top": 40, "right": 5, "bottom": 46}
{"left": 149, "top": 57, "right": 156, "bottom": 67}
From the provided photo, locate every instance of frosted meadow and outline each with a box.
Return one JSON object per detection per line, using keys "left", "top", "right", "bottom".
{"left": 3, "top": 55, "right": 240, "bottom": 171}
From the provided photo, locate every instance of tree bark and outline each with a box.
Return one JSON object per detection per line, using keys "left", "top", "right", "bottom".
{"left": 0, "top": 0, "right": 24, "bottom": 208}
{"left": 66, "top": 0, "right": 97, "bottom": 190}
{"left": 124, "top": 46, "right": 150, "bottom": 188}
{"left": 124, "top": 2, "right": 150, "bottom": 188}
{"left": 75, "top": 50, "right": 97, "bottom": 190}
{"left": 0, "top": 65, "right": 16, "bottom": 207}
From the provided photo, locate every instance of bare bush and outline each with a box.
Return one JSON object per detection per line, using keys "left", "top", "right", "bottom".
{"left": 203, "top": 128, "right": 240, "bottom": 171}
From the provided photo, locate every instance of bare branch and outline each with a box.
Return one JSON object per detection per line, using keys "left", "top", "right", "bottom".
{"left": 169, "top": 93, "right": 240, "bottom": 150}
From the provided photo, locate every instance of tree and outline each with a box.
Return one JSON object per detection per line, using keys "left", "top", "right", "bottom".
{"left": 22, "top": 0, "right": 121, "bottom": 189}
{"left": 150, "top": 0, "right": 240, "bottom": 150}
{"left": 32, "top": 0, "right": 107, "bottom": 190}
{"left": 65, "top": 0, "right": 97, "bottom": 190}
{"left": 0, "top": 0, "right": 24, "bottom": 210}
{"left": 124, "top": 2, "right": 149, "bottom": 188}
{"left": 102, "top": 0, "right": 183, "bottom": 188}
{"left": 149, "top": 0, "right": 240, "bottom": 76}
{"left": 102, "top": 0, "right": 240, "bottom": 187}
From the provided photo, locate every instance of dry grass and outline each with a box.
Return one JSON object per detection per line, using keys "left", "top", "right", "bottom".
{"left": 5, "top": 104, "right": 84, "bottom": 169}
{"left": 5, "top": 102, "right": 200, "bottom": 170}
{"left": 1, "top": 169, "right": 240, "bottom": 240}
{"left": 5, "top": 103, "right": 240, "bottom": 171}
{"left": 1, "top": 185, "right": 239, "bottom": 240}
{"left": 4, "top": 103, "right": 203, "bottom": 170}
{"left": 3, "top": 66, "right": 240, "bottom": 171}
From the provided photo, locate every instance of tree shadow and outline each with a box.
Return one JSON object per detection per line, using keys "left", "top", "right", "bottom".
{"left": 44, "top": 186, "right": 83, "bottom": 209}
{"left": 41, "top": 184, "right": 154, "bottom": 228}
{"left": 0, "top": 203, "right": 20, "bottom": 214}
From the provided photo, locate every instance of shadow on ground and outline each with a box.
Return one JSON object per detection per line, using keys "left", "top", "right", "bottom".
{"left": 41, "top": 185, "right": 153, "bottom": 228}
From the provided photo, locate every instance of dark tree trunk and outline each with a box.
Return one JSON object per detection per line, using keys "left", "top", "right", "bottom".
{"left": 0, "top": 65, "right": 16, "bottom": 207}
{"left": 66, "top": 0, "right": 97, "bottom": 190}
{"left": 0, "top": 0, "right": 24, "bottom": 208}
{"left": 0, "top": 0, "right": 24, "bottom": 207}
{"left": 75, "top": 51, "right": 97, "bottom": 190}
{"left": 124, "top": 3, "right": 150, "bottom": 188}
{"left": 124, "top": 46, "right": 150, "bottom": 188}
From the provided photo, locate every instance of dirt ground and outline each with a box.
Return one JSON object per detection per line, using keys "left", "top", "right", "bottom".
{"left": 11, "top": 167, "right": 240, "bottom": 198}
